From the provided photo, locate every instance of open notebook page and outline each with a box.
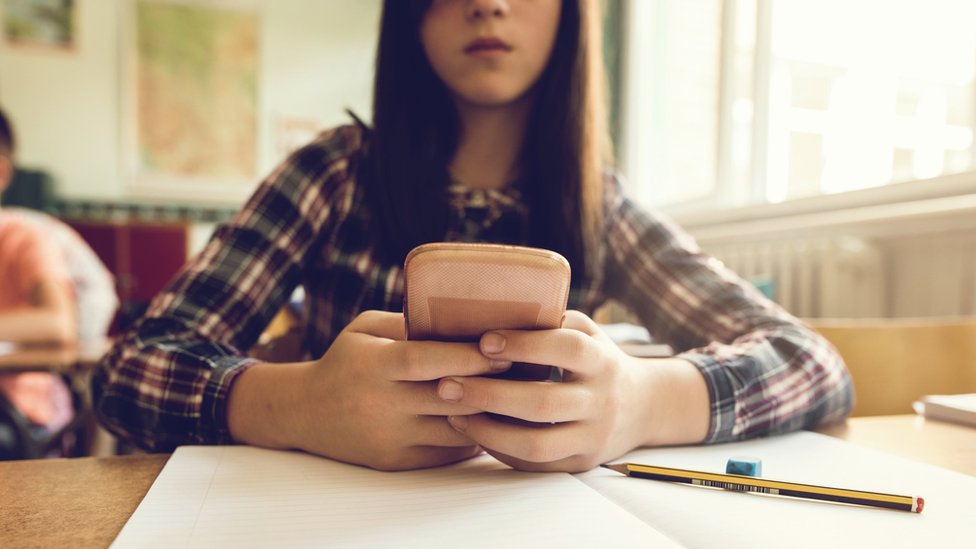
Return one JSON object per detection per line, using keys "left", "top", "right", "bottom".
{"left": 577, "top": 431, "right": 976, "bottom": 549}
{"left": 112, "top": 446, "right": 680, "bottom": 549}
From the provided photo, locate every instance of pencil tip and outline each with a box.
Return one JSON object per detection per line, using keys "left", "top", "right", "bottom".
{"left": 602, "top": 463, "right": 628, "bottom": 474}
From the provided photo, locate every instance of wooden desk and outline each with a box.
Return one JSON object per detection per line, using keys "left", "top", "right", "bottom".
{"left": 0, "top": 339, "right": 111, "bottom": 374}
{"left": 1, "top": 415, "right": 972, "bottom": 549}
{"left": 815, "top": 414, "right": 976, "bottom": 477}
{"left": 0, "top": 454, "right": 168, "bottom": 548}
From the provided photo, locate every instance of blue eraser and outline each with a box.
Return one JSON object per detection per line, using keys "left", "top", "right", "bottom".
{"left": 726, "top": 456, "right": 763, "bottom": 477}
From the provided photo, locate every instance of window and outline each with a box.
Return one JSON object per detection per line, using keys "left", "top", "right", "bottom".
{"left": 619, "top": 0, "right": 976, "bottom": 210}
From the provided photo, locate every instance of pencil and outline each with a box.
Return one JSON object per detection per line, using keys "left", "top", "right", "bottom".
{"left": 601, "top": 462, "right": 924, "bottom": 513}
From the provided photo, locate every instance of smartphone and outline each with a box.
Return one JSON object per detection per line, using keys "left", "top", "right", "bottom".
{"left": 403, "top": 242, "right": 571, "bottom": 381}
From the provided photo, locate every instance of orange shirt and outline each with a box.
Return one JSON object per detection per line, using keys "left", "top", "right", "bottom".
{"left": 0, "top": 211, "right": 73, "bottom": 429}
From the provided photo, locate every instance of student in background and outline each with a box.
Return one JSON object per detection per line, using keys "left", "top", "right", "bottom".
{"left": 8, "top": 208, "right": 119, "bottom": 342}
{"left": 95, "top": 0, "right": 854, "bottom": 472}
{"left": 0, "top": 106, "right": 76, "bottom": 451}
{"left": 0, "top": 107, "right": 117, "bottom": 342}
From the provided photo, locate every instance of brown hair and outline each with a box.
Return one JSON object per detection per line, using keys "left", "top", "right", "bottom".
{"left": 361, "top": 0, "right": 611, "bottom": 285}
{"left": 0, "top": 106, "right": 14, "bottom": 158}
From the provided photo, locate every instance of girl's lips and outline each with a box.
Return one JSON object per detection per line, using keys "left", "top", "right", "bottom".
{"left": 464, "top": 37, "right": 512, "bottom": 54}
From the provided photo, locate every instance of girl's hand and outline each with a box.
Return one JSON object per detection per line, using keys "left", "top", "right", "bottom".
{"left": 435, "top": 310, "right": 710, "bottom": 472}
{"left": 229, "top": 310, "right": 511, "bottom": 471}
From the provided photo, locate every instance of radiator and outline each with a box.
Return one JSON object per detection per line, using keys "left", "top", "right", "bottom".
{"left": 881, "top": 232, "right": 976, "bottom": 317}
{"left": 704, "top": 237, "right": 886, "bottom": 318}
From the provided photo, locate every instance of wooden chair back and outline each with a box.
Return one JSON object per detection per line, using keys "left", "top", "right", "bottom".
{"left": 810, "top": 318, "right": 976, "bottom": 417}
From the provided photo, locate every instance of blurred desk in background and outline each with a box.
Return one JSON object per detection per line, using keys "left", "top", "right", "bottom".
{"left": 0, "top": 339, "right": 110, "bottom": 374}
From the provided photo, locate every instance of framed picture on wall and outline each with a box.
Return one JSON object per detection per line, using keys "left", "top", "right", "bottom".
{"left": 121, "top": 0, "right": 262, "bottom": 203}
{"left": 1, "top": 0, "right": 76, "bottom": 50}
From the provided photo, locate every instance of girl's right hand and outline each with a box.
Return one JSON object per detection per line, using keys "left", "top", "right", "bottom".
{"left": 229, "top": 310, "right": 510, "bottom": 471}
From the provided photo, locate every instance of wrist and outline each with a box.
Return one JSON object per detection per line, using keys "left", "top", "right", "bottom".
{"left": 227, "top": 360, "right": 311, "bottom": 450}
{"left": 627, "top": 357, "right": 711, "bottom": 446}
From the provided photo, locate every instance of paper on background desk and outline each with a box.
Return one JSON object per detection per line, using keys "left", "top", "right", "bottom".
{"left": 0, "top": 341, "right": 15, "bottom": 356}
{"left": 111, "top": 446, "right": 680, "bottom": 549}
{"left": 913, "top": 393, "right": 976, "bottom": 427}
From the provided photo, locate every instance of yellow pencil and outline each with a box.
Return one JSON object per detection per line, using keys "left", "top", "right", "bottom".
{"left": 602, "top": 462, "right": 924, "bottom": 513}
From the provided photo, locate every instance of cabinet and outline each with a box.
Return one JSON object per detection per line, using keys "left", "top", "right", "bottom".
{"left": 65, "top": 219, "right": 189, "bottom": 329}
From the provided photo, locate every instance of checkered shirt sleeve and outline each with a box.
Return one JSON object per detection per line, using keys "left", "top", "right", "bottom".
{"left": 602, "top": 178, "right": 854, "bottom": 442}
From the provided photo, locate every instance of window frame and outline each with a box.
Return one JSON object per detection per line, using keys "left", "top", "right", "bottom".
{"left": 615, "top": 0, "right": 976, "bottom": 222}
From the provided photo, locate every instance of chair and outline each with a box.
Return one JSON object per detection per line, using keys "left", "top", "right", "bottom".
{"left": 809, "top": 317, "right": 976, "bottom": 417}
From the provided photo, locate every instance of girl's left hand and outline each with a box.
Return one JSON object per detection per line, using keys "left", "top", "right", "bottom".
{"left": 435, "top": 310, "right": 653, "bottom": 472}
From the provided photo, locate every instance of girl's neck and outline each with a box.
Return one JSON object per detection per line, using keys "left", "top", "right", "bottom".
{"left": 449, "top": 95, "right": 532, "bottom": 191}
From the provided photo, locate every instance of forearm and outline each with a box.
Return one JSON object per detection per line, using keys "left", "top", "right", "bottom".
{"left": 226, "top": 360, "right": 311, "bottom": 450}
{"left": 0, "top": 309, "right": 75, "bottom": 345}
{"left": 628, "top": 357, "right": 710, "bottom": 447}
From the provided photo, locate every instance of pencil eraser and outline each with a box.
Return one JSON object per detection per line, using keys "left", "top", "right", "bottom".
{"left": 726, "top": 456, "right": 762, "bottom": 477}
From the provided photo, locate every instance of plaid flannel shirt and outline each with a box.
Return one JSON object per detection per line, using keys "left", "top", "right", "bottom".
{"left": 92, "top": 125, "right": 853, "bottom": 452}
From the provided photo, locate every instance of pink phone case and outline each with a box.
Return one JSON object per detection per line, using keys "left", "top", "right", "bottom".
{"left": 404, "top": 243, "right": 571, "bottom": 340}
{"left": 404, "top": 243, "right": 571, "bottom": 381}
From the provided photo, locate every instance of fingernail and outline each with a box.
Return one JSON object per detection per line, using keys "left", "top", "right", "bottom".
{"left": 489, "top": 359, "right": 512, "bottom": 371}
{"left": 482, "top": 332, "right": 506, "bottom": 354}
{"left": 438, "top": 379, "right": 463, "bottom": 402}
{"left": 448, "top": 415, "right": 469, "bottom": 431}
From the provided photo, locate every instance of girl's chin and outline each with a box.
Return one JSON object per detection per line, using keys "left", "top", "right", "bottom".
{"left": 452, "top": 88, "right": 533, "bottom": 111}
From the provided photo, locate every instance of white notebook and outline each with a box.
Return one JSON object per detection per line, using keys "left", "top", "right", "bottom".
{"left": 913, "top": 393, "right": 976, "bottom": 427}
{"left": 112, "top": 432, "right": 976, "bottom": 549}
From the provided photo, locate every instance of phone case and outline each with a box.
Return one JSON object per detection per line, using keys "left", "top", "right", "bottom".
{"left": 403, "top": 243, "right": 571, "bottom": 342}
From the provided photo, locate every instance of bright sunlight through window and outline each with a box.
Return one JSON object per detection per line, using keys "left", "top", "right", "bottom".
{"left": 621, "top": 0, "right": 976, "bottom": 210}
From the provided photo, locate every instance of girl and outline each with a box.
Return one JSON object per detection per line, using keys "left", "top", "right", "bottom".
{"left": 94, "top": 0, "right": 853, "bottom": 472}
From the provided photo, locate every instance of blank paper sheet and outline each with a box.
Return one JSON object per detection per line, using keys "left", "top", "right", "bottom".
{"left": 111, "top": 446, "right": 679, "bottom": 548}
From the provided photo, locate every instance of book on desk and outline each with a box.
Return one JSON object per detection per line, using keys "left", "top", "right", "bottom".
{"left": 914, "top": 393, "right": 976, "bottom": 427}
{"left": 111, "top": 431, "right": 975, "bottom": 548}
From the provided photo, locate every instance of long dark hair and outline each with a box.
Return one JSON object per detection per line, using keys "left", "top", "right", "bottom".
{"left": 361, "top": 0, "right": 611, "bottom": 284}
{"left": 0, "top": 106, "right": 14, "bottom": 158}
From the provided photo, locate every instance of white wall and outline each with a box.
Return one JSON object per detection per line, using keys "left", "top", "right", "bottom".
{"left": 258, "top": 0, "right": 379, "bottom": 178}
{"left": 0, "top": 1, "right": 121, "bottom": 200}
{"left": 0, "top": 0, "right": 381, "bottom": 203}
